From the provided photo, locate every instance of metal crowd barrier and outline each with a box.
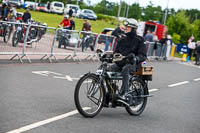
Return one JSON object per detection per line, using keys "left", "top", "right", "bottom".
{"left": 77, "top": 31, "right": 98, "bottom": 60}
{"left": 145, "top": 41, "right": 176, "bottom": 60}
{"left": 0, "top": 21, "right": 177, "bottom": 64}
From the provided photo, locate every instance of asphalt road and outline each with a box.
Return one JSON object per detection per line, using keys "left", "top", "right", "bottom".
{"left": 0, "top": 61, "right": 200, "bottom": 133}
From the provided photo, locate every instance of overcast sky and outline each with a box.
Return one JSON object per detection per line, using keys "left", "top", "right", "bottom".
{"left": 86, "top": 0, "right": 199, "bottom": 10}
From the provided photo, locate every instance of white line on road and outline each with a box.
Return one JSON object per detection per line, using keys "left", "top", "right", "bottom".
{"left": 194, "top": 78, "right": 200, "bottom": 81}
{"left": 168, "top": 81, "right": 189, "bottom": 88}
{"left": 5, "top": 107, "right": 90, "bottom": 133}
{"left": 149, "top": 88, "right": 159, "bottom": 92}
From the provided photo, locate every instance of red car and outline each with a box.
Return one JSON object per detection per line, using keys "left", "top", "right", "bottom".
{"left": 36, "top": 3, "right": 48, "bottom": 12}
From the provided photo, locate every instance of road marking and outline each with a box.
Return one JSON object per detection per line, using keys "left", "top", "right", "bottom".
{"left": 32, "top": 71, "right": 62, "bottom": 76}
{"left": 6, "top": 107, "right": 90, "bottom": 133}
{"left": 168, "top": 81, "right": 189, "bottom": 88}
{"left": 54, "top": 75, "right": 73, "bottom": 81}
{"left": 194, "top": 78, "right": 200, "bottom": 81}
{"left": 149, "top": 88, "right": 159, "bottom": 92}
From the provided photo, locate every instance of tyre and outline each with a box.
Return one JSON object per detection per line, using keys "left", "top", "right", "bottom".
{"left": 125, "top": 78, "right": 148, "bottom": 116}
{"left": 3, "top": 25, "right": 12, "bottom": 43}
{"left": 12, "top": 31, "right": 19, "bottom": 47}
{"left": 74, "top": 73, "right": 105, "bottom": 118}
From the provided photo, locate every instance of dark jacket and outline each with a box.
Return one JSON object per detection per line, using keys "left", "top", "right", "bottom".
{"left": 68, "top": 9, "right": 73, "bottom": 17}
{"left": 114, "top": 31, "right": 147, "bottom": 67}
{"left": 22, "top": 12, "right": 31, "bottom": 23}
{"left": 69, "top": 20, "right": 75, "bottom": 30}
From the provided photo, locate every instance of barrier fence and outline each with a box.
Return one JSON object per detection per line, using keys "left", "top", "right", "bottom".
{"left": 0, "top": 21, "right": 176, "bottom": 63}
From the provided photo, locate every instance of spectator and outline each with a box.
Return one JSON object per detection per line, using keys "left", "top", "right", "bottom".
{"left": 82, "top": 19, "right": 91, "bottom": 31}
{"left": 69, "top": 17, "right": 75, "bottom": 30}
{"left": 111, "top": 24, "right": 125, "bottom": 51}
{"left": 104, "top": 30, "right": 113, "bottom": 51}
{"left": 3, "top": 4, "right": 9, "bottom": 21}
{"left": 144, "top": 30, "right": 154, "bottom": 42}
{"left": 22, "top": 9, "right": 31, "bottom": 23}
{"left": 68, "top": 7, "right": 73, "bottom": 17}
{"left": 159, "top": 35, "right": 168, "bottom": 59}
{"left": 166, "top": 35, "right": 173, "bottom": 60}
{"left": 8, "top": 5, "right": 17, "bottom": 22}
{"left": 153, "top": 32, "right": 158, "bottom": 55}
{"left": 59, "top": 15, "right": 71, "bottom": 29}
{"left": 195, "top": 41, "right": 200, "bottom": 65}
{"left": 47, "top": 1, "right": 50, "bottom": 12}
{"left": 188, "top": 35, "right": 196, "bottom": 60}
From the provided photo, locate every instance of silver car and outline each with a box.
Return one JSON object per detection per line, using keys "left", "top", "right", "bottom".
{"left": 79, "top": 9, "right": 97, "bottom": 20}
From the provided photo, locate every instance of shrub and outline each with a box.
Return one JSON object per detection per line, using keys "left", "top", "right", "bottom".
{"left": 172, "top": 33, "right": 181, "bottom": 44}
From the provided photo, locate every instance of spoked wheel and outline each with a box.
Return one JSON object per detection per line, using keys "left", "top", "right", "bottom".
{"left": 125, "top": 78, "right": 148, "bottom": 116}
{"left": 74, "top": 74, "right": 105, "bottom": 118}
{"left": 3, "top": 25, "right": 12, "bottom": 43}
{"left": 12, "top": 30, "right": 19, "bottom": 47}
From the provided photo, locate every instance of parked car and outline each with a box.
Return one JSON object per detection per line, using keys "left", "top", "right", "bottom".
{"left": 24, "top": 1, "right": 38, "bottom": 10}
{"left": 36, "top": 3, "right": 48, "bottom": 12}
{"left": 7, "top": 0, "right": 24, "bottom": 8}
{"left": 50, "top": 1, "right": 64, "bottom": 14}
{"left": 79, "top": 9, "right": 97, "bottom": 20}
{"left": 64, "top": 4, "right": 80, "bottom": 17}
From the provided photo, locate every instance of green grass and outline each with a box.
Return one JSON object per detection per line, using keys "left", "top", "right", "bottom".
{"left": 17, "top": 9, "right": 116, "bottom": 33}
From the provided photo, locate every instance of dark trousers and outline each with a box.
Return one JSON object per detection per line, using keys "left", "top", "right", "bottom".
{"left": 110, "top": 63, "right": 135, "bottom": 94}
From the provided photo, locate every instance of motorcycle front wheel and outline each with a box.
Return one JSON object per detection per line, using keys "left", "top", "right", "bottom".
{"left": 74, "top": 73, "right": 105, "bottom": 118}
{"left": 12, "top": 30, "right": 20, "bottom": 47}
{"left": 125, "top": 78, "right": 148, "bottom": 116}
{"left": 3, "top": 25, "right": 12, "bottom": 43}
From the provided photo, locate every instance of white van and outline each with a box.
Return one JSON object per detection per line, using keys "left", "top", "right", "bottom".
{"left": 64, "top": 4, "right": 80, "bottom": 17}
{"left": 50, "top": 1, "right": 64, "bottom": 14}
{"left": 8, "top": 0, "right": 24, "bottom": 8}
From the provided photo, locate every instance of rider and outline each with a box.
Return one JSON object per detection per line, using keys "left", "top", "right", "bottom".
{"left": 59, "top": 15, "right": 71, "bottom": 29}
{"left": 111, "top": 18, "right": 147, "bottom": 101}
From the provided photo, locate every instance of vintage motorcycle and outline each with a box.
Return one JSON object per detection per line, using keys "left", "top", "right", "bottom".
{"left": 0, "top": 22, "right": 12, "bottom": 43}
{"left": 12, "top": 21, "right": 47, "bottom": 47}
{"left": 74, "top": 49, "right": 153, "bottom": 118}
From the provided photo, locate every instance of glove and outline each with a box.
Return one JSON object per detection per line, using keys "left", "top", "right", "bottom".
{"left": 126, "top": 53, "right": 135, "bottom": 59}
{"left": 125, "top": 53, "right": 139, "bottom": 64}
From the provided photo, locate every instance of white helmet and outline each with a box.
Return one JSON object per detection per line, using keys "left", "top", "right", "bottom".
{"left": 123, "top": 18, "right": 138, "bottom": 29}
{"left": 64, "top": 15, "right": 69, "bottom": 19}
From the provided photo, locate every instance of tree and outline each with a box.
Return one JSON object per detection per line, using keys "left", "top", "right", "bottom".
{"left": 166, "top": 11, "right": 192, "bottom": 44}
{"left": 128, "top": 3, "right": 142, "bottom": 20}
{"left": 192, "top": 20, "right": 200, "bottom": 41}
{"left": 142, "top": 2, "right": 163, "bottom": 22}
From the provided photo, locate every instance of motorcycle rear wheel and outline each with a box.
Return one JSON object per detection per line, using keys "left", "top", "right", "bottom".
{"left": 125, "top": 78, "right": 148, "bottom": 116}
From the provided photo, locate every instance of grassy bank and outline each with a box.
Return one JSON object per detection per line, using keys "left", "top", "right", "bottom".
{"left": 17, "top": 9, "right": 116, "bottom": 33}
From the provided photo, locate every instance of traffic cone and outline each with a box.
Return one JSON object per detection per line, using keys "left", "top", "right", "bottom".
{"left": 181, "top": 54, "right": 187, "bottom": 62}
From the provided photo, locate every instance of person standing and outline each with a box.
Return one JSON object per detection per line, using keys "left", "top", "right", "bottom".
{"left": 187, "top": 35, "right": 196, "bottom": 60}
{"left": 82, "top": 19, "right": 91, "bottom": 31}
{"left": 195, "top": 41, "right": 200, "bottom": 65}
{"left": 69, "top": 17, "right": 75, "bottom": 30}
{"left": 47, "top": 1, "right": 50, "bottom": 13}
{"left": 166, "top": 35, "right": 173, "bottom": 60}
{"left": 68, "top": 7, "right": 73, "bottom": 17}
{"left": 22, "top": 9, "right": 31, "bottom": 23}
